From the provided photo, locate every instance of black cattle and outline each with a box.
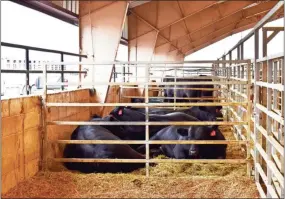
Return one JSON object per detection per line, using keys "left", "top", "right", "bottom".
{"left": 109, "top": 106, "right": 199, "bottom": 141}
{"left": 131, "top": 98, "right": 144, "bottom": 103}
{"left": 63, "top": 125, "right": 146, "bottom": 173}
{"left": 195, "top": 100, "right": 224, "bottom": 121}
{"left": 137, "top": 125, "right": 227, "bottom": 159}
{"left": 128, "top": 104, "right": 222, "bottom": 122}
{"left": 90, "top": 115, "right": 127, "bottom": 139}
{"left": 161, "top": 75, "right": 214, "bottom": 102}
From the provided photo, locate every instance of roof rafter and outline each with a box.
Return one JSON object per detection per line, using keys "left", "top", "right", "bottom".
{"left": 156, "top": 1, "right": 270, "bottom": 48}
{"left": 176, "top": 1, "right": 193, "bottom": 49}
{"left": 129, "top": 9, "right": 185, "bottom": 55}
{"left": 159, "top": 1, "right": 224, "bottom": 31}
{"left": 177, "top": 7, "right": 272, "bottom": 51}
{"left": 184, "top": 13, "right": 283, "bottom": 55}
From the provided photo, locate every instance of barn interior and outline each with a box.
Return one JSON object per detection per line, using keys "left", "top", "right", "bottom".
{"left": 1, "top": 0, "right": 284, "bottom": 198}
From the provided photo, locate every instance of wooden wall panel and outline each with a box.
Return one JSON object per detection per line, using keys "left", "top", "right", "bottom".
{"left": 46, "top": 89, "right": 93, "bottom": 169}
{"left": 1, "top": 96, "right": 41, "bottom": 194}
{"left": 1, "top": 89, "right": 103, "bottom": 195}
{"left": 80, "top": 1, "right": 129, "bottom": 103}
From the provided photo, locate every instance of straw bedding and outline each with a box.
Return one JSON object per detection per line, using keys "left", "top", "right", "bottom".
{"left": 3, "top": 126, "right": 259, "bottom": 198}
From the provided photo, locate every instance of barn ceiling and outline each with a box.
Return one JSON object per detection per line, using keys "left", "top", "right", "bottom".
{"left": 128, "top": 0, "right": 284, "bottom": 56}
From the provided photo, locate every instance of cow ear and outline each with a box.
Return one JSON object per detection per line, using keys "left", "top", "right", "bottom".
{"left": 177, "top": 128, "right": 189, "bottom": 136}
{"left": 210, "top": 130, "right": 216, "bottom": 137}
{"left": 118, "top": 107, "right": 124, "bottom": 115}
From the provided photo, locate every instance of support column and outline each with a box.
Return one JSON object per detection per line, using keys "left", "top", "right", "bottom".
{"left": 128, "top": 13, "right": 159, "bottom": 95}
{"left": 80, "top": 1, "right": 129, "bottom": 103}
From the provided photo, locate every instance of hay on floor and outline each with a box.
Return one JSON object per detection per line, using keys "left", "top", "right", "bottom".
{"left": 2, "top": 125, "right": 258, "bottom": 198}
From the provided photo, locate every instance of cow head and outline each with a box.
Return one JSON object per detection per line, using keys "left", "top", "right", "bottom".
{"left": 186, "top": 125, "right": 218, "bottom": 158}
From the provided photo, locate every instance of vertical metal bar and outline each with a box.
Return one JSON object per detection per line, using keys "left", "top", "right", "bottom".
{"left": 222, "top": 55, "right": 226, "bottom": 76}
{"left": 229, "top": 51, "right": 232, "bottom": 66}
{"left": 241, "top": 43, "right": 244, "bottom": 60}
{"left": 123, "top": 64, "right": 126, "bottom": 83}
{"left": 263, "top": 29, "right": 267, "bottom": 57}
{"left": 41, "top": 62, "right": 48, "bottom": 170}
{"left": 113, "top": 67, "right": 116, "bottom": 82}
{"left": 246, "top": 61, "right": 252, "bottom": 176}
{"left": 226, "top": 63, "right": 230, "bottom": 122}
{"left": 273, "top": 61, "right": 278, "bottom": 110}
{"left": 254, "top": 29, "right": 260, "bottom": 183}
{"left": 145, "top": 63, "right": 150, "bottom": 177}
{"left": 78, "top": 56, "right": 82, "bottom": 88}
{"left": 237, "top": 46, "right": 241, "bottom": 60}
{"left": 174, "top": 66, "right": 177, "bottom": 110}
{"left": 92, "top": 63, "right": 95, "bottom": 89}
{"left": 25, "top": 49, "right": 30, "bottom": 95}
{"left": 266, "top": 59, "right": 273, "bottom": 197}
{"left": 61, "top": 53, "right": 64, "bottom": 90}
{"left": 281, "top": 8, "right": 285, "bottom": 195}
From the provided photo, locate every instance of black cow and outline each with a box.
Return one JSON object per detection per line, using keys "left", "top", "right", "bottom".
{"left": 63, "top": 125, "right": 146, "bottom": 173}
{"left": 90, "top": 115, "right": 127, "bottom": 139}
{"left": 109, "top": 106, "right": 200, "bottom": 141}
{"left": 128, "top": 104, "right": 222, "bottom": 122}
{"left": 131, "top": 98, "right": 144, "bottom": 103}
{"left": 161, "top": 75, "right": 214, "bottom": 102}
{"left": 137, "top": 125, "right": 227, "bottom": 159}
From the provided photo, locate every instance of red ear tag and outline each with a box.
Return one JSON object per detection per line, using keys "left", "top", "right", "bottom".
{"left": 210, "top": 130, "right": 216, "bottom": 136}
{"left": 118, "top": 109, "right": 123, "bottom": 115}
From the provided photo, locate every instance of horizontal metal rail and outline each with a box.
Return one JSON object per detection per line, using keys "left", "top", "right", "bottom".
{"left": 45, "top": 60, "right": 250, "bottom": 66}
{"left": 53, "top": 158, "right": 249, "bottom": 164}
{"left": 256, "top": 52, "right": 284, "bottom": 62}
{"left": 1, "top": 42, "right": 87, "bottom": 58}
{"left": 46, "top": 102, "right": 248, "bottom": 107}
{"left": 122, "top": 96, "right": 226, "bottom": 100}
{"left": 121, "top": 87, "right": 222, "bottom": 91}
{"left": 1, "top": 69, "right": 87, "bottom": 74}
{"left": 55, "top": 139, "right": 248, "bottom": 145}
{"left": 256, "top": 81, "right": 284, "bottom": 92}
{"left": 48, "top": 121, "right": 247, "bottom": 126}
{"left": 45, "top": 81, "right": 248, "bottom": 86}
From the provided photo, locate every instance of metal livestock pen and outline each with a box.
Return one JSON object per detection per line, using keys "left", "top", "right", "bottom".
{"left": 41, "top": 59, "right": 252, "bottom": 176}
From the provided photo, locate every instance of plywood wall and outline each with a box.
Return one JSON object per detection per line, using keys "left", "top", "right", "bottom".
{"left": 1, "top": 87, "right": 141, "bottom": 194}
{"left": 1, "top": 89, "right": 102, "bottom": 194}
{"left": 1, "top": 96, "right": 42, "bottom": 194}
{"left": 101, "top": 85, "right": 141, "bottom": 117}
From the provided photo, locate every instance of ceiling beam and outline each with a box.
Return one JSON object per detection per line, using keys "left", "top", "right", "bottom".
{"left": 159, "top": 1, "right": 225, "bottom": 31}
{"left": 129, "top": 1, "right": 260, "bottom": 43}
{"left": 176, "top": 1, "right": 193, "bottom": 49}
{"left": 156, "top": 1, "right": 271, "bottom": 48}
{"left": 184, "top": 14, "right": 283, "bottom": 55}
{"left": 129, "top": 9, "right": 185, "bottom": 55}
{"left": 178, "top": 7, "right": 272, "bottom": 52}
